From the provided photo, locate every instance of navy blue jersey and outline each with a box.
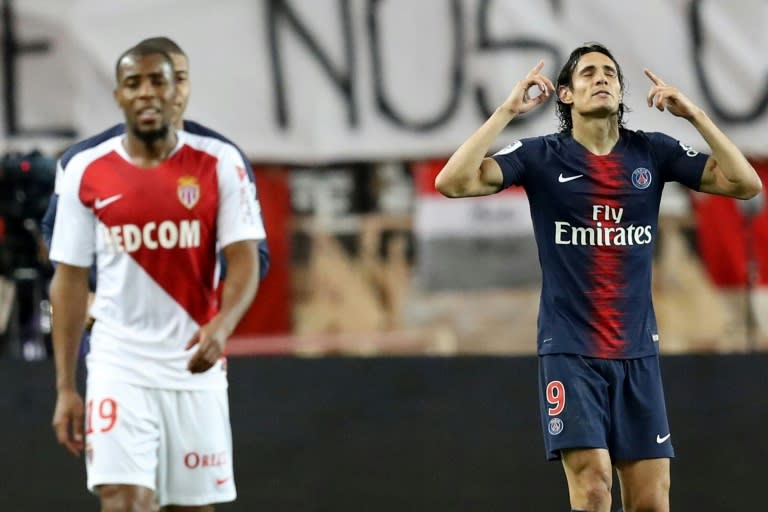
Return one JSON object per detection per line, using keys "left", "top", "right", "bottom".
{"left": 493, "top": 129, "right": 707, "bottom": 358}
{"left": 41, "top": 121, "right": 270, "bottom": 280}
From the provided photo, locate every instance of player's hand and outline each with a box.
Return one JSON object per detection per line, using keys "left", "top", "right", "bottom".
{"left": 52, "top": 388, "right": 85, "bottom": 456}
{"left": 644, "top": 68, "right": 700, "bottom": 120}
{"left": 185, "top": 317, "right": 230, "bottom": 373}
{"left": 499, "top": 60, "right": 555, "bottom": 116}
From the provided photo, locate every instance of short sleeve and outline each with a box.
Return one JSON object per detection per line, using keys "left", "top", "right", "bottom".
{"left": 216, "top": 145, "right": 267, "bottom": 248}
{"left": 646, "top": 132, "right": 709, "bottom": 190}
{"left": 49, "top": 161, "right": 96, "bottom": 267}
{"left": 491, "top": 140, "right": 527, "bottom": 189}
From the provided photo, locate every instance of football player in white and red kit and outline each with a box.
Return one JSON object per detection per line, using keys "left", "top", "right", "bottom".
{"left": 40, "top": 36, "right": 271, "bottom": 358}
{"left": 49, "top": 43, "right": 264, "bottom": 511}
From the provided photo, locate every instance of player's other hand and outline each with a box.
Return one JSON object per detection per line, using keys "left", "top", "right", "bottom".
{"left": 500, "top": 60, "right": 555, "bottom": 116}
{"left": 186, "top": 317, "right": 230, "bottom": 373}
{"left": 644, "top": 68, "right": 701, "bottom": 120}
{"left": 52, "top": 389, "right": 85, "bottom": 456}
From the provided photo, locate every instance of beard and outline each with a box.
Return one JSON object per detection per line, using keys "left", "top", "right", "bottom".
{"left": 132, "top": 124, "right": 170, "bottom": 144}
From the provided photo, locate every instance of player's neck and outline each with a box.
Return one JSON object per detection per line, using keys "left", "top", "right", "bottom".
{"left": 123, "top": 130, "right": 178, "bottom": 168}
{"left": 570, "top": 116, "right": 620, "bottom": 156}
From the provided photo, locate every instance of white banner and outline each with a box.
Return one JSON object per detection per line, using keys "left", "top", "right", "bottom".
{"left": 1, "top": 0, "right": 767, "bottom": 161}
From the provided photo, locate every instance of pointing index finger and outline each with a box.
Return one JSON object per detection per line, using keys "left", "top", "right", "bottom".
{"left": 644, "top": 68, "right": 665, "bottom": 86}
{"left": 529, "top": 60, "right": 545, "bottom": 76}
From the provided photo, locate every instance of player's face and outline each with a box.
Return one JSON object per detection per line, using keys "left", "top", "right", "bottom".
{"left": 170, "top": 53, "right": 190, "bottom": 127}
{"left": 114, "top": 54, "right": 177, "bottom": 137}
{"left": 560, "top": 52, "right": 622, "bottom": 118}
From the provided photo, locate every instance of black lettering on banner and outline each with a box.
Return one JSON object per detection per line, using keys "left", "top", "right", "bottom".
{"left": 689, "top": 0, "right": 768, "bottom": 122}
{"left": 474, "top": 0, "right": 561, "bottom": 125}
{"left": 367, "top": 0, "right": 464, "bottom": 131}
{"left": 266, "top": 0, "right": 357, "bottom": 129}
{"left": 1, "top": 0, "right": 74, "bottom": 137}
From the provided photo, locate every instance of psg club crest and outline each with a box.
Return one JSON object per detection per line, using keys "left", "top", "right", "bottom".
{"left": 631, "top": 167, "right": 652, "bottom": 190}
{"left": 548, "top": 417, "right": 563, "bottom": 436}
{"left": 177, "top": 176, "right": 200, "bottom": 209}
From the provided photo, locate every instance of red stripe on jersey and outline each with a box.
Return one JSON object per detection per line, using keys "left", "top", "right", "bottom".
{"left": 80, "top": 146, "right": 220, "bottom": 326}
{"left": 586, "top": 153, "right": 626, "bottom": 356}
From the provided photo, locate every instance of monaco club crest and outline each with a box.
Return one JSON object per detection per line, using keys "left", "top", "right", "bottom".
{"left": 177, "top": 176, "right": 200, "bottom": 209}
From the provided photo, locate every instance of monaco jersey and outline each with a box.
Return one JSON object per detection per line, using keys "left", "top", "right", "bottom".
{"left": 49, "top": 131, "right": 266, "bottom": 389}
{"left": 492, "top": 129, "right": 707, "bottom": 359}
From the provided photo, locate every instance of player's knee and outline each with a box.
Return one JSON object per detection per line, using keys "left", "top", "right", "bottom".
{"left": 572, "top": 467, "right": 612, "bottom": 509}
{"left": 582, "top": 484, "right": 612, "bottom": 510}
{"left": 98, "top": 484, "right": 154, "bottom": 512}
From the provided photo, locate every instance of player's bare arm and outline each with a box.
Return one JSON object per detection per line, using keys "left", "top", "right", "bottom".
{"left": 50, "top": 263, "right": 90, "bottom": 455}
{"left": 186, "top": 240, "right": 261, "bottom": 373}
{"left": 435, "top": 61, "right": 555, "bottom": 198}
{"left": 645, "top": 68, "right": 762, "bottom": 200}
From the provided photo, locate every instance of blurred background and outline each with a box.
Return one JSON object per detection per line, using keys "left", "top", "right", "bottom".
{"left": 1, "top": 0, "right": 767, "bottom": 510}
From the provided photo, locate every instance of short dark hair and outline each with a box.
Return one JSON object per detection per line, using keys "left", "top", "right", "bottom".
{"left": 555, "top": 42, "right": 628, "bottom": 133}
{"left": 114, "top": 44, "right": 175, "bottom": 81}
{"left": 135, "top": 36, "right": 186, "bottom": 57}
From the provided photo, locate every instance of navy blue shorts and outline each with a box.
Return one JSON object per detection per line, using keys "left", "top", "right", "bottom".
{"left": 538, "top": 354, "right": 674, "bottom": 462}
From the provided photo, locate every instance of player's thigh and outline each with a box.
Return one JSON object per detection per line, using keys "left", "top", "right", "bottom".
{"left": 156, "top": 388, "right": 235, "bottom": 507}
{"left": 561, "top": 447, "right": 613, "bottom": 483}
{"left": 538, "top": 354, "right": 611, "bottom": 460}
{"left": 615, "top": 457, "right": 670, "bottom": 511}
{"left": 85, "top": 377, "right": 160, "bottom": 493}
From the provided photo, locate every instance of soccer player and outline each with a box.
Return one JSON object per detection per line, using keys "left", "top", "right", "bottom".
{"left": 40, "top": 37, "right": 270, "bottom": 348}
{"left": 49, "top": 43, "right": 264, "bottom": 511}
{"left": 42, "top": 37, "right": 269, "bottom": 274}
{"left": 434, "top": 43, "right": 761, "bottom": 512}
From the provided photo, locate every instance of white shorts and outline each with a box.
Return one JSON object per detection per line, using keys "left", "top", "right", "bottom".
{"left": 84, "top": 377, "right": 236, "bottom": 506}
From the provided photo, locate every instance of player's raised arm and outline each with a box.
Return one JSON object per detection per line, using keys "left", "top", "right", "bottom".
{"left": 644, "top": 68, "right": 762, "bottom": 199}
{"left": 435, "top": 60, "right": 554, "bottom": 198}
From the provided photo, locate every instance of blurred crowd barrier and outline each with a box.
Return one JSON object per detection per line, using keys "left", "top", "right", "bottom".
{"left": 1, "top": 154, "right": 766, "bottom": 359}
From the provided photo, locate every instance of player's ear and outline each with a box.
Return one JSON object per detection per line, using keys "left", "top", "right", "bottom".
{"left": 558, "top": 85, "right": 573, "bottom": 105}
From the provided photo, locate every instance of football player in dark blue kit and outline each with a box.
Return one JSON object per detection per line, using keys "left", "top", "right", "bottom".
{"left": 435, "top": 43, "right": 761, "bottom": 512}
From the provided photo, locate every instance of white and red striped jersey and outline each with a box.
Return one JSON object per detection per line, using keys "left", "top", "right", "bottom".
{"left": 50, "top": 131, "right": 266, "bottom": 389}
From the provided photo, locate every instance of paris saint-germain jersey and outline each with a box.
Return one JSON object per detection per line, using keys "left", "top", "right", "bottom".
{"left": 493, "top": 129, "right": 707, "bottom": 358}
